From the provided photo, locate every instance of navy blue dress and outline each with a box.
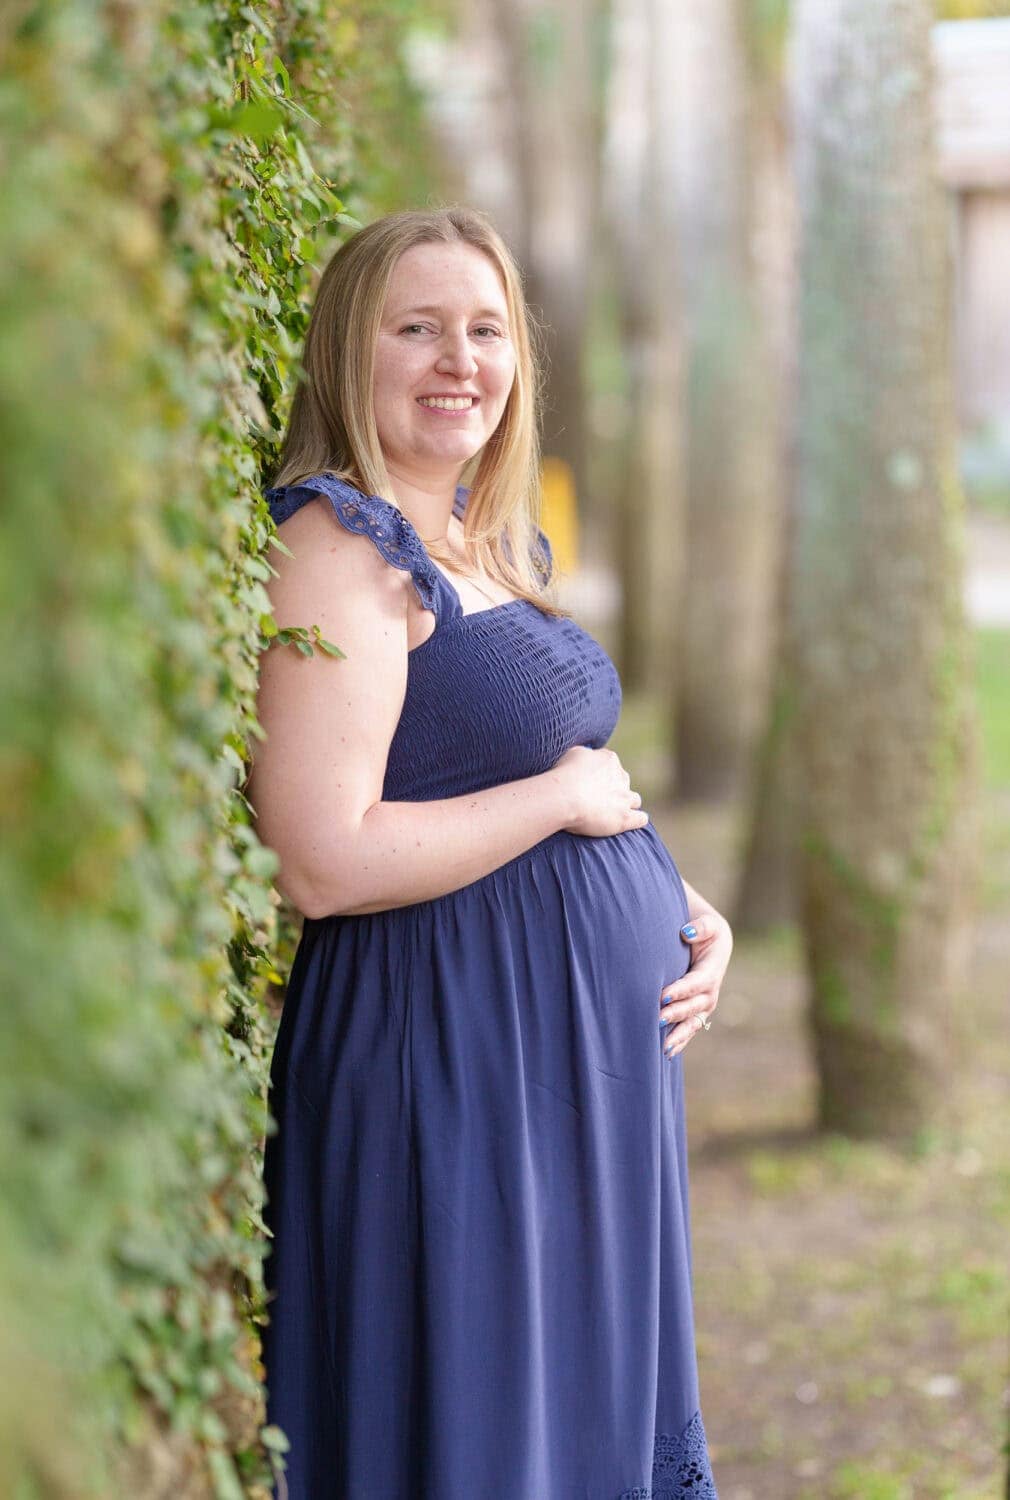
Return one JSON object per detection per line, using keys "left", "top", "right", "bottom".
{"left": 260, "top": 472, "right": 718, "bottom": 1499}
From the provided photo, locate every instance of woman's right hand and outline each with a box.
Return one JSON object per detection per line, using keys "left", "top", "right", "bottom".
{"left": 551, "top": 745, "right": 649, "bottom": 837}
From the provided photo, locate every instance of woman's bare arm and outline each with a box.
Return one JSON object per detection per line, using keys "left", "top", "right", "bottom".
{"left": 246, "top": 497, "right": 578, "bottom": 919}
{"left": 314, "top": 773, "right": 576, "bottom": 917}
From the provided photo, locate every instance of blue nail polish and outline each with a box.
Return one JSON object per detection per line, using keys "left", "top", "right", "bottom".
{"left": 681, "top": 923, "right": 697, "bottom": 939}
{"left": 659, "top": 1017, "right": 669, "bottom": 1028}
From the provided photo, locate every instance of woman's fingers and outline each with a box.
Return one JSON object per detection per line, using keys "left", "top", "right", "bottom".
{"left": 657, "top": 905, "right": 732, "bottom": 1053}
{"left": 659, "top": 910, "right": 732, "bottom": 1024}
{"left": 659, "top": 990, "right": 716, "bottom": 1025}
{"left": 680, "top": 913, "right": 733, "bottom": 955}
{"left": 662, "top": 1014, "right": 708, "bottom": 1056}
{"left": 681, "top": 906, "right": 729, "bottom": 942}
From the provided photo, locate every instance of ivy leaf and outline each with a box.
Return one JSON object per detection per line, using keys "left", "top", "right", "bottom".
{"left": 217, "top": 100, "right": 285, "bottom": 143}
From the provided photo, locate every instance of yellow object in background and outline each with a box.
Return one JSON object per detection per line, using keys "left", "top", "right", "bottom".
{"left": 540, "top": 456, "right": 579, "bottom": 577}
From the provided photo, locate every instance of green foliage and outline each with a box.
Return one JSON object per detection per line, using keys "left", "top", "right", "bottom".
{"left": 825, "top": 1465, "right": 914, "bottom": 1500}
{"left": 0, "top": 0, "right": 434, "bottom": 1494}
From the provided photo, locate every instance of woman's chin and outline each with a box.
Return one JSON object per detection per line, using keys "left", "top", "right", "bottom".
{"left": 412, "top": 437, "right": 485, "bottom": 469}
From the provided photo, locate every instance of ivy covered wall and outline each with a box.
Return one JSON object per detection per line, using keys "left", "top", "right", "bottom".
{"left": 0, "top": 2, "right": 436, "bottom": 1494}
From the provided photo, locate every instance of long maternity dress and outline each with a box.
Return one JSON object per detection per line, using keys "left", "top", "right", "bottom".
{"left": 260, "top": 472, "right": 718, "bottom": 1499}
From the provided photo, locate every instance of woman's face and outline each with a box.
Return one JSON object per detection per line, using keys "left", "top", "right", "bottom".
{"left": 372, "top": 241, "right": 517, "bottom": 480}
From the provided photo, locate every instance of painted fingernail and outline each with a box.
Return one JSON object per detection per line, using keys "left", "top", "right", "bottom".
{"left": 680, "top": 923, "right": 697, "bottom": 938}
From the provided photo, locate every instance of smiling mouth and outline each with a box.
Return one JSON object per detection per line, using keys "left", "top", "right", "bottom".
{"left": 417, "top": 396, "right": 477, "bottom": 411}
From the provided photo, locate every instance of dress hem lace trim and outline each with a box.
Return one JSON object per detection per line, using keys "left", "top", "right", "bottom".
{"left": 618, "top": 1410, "right": 717, "bottom": 1498}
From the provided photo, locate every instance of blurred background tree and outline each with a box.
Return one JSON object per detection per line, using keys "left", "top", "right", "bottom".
{"left": 789, "top": 0, "right": 978, "bottom": 1138}
{"left": 668, "top": 0, "right": 782, "bottom": 803}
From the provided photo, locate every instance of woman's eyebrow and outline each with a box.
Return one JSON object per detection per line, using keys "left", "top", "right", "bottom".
{"left": 392, "top": 304, "right": 508, "bottom": 321}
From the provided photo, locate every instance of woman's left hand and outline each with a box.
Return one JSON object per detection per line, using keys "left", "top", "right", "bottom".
{"left": 658, "top": 894, "right": 733, "bottom": 1058}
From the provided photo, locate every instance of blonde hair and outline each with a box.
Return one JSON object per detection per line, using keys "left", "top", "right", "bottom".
{"left": 269, "top": 206, "right": 567, "bottom": 617}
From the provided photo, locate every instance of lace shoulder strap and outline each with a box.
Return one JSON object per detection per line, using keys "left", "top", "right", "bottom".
{"left": 533, "top": 526, "right": 553, "bottom": 586}
{"left": 264, "top": 472, "right": 440, "bottom": 615}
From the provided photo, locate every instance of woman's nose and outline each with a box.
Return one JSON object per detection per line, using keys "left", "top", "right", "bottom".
{"left": 435, "top": 332, "right": 478, "bottom": 379}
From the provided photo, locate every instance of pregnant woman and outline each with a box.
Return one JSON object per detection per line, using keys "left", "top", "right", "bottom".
{"left": 248, "top": 206, "right": 730, "bottom": 1498}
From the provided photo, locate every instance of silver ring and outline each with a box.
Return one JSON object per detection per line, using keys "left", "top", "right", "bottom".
{"left": 701, "top": 1017, "right": 712, "bottom": 1031}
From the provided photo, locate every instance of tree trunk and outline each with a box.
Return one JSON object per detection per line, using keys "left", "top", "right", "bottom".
{"left": 670, "top": 0, "right": 781, "bottom": 801}
{"left": 605, "top": 0, "right": 685, "bottom": 692}
{"left": 733, "top": 30, "right": 801, "bottom": 932}
{"left": 791, "top": 0, "right": 980, "bottom": 1140}
{"left": 489, "top": 0, "right": 599, "bottom": 515}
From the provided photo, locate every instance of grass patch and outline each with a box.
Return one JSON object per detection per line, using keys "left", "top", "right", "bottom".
{"left": 744, "top": 1133, "right": 916, "bottom": 1200}
{"left": 825, "top": 1464, "right": 914, "bottom": 1500}
{"left": 745, "top": 1149, "right": 822, "bottom": 1196}
{"left": 933, "top": 1261, "right": 1009, "bottom": 1339}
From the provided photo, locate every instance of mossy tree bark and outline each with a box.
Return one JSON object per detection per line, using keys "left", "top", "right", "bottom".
{"left": 790, "top": 0, "right": 980, "bottom": 1139}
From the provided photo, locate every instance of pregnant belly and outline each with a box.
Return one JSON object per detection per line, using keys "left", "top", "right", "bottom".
{"left": 280, "top": 819, "right": 693, "bottom": 1097}
{"left": 547, "top": 820, "right": 694, "bottom": 1021}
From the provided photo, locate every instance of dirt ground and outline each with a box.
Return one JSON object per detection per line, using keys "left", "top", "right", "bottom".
{"left": 646, "top": 791, "right": 1010, "bottom": 1500}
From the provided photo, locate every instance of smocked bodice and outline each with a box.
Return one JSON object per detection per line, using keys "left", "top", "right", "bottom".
{"left": 263, "top": 472, "right": 622, "bottom": 801}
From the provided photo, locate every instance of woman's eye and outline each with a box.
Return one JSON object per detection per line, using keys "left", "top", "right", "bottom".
{"left": 398, "top": 322, "right": 505, "bottom": 338}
